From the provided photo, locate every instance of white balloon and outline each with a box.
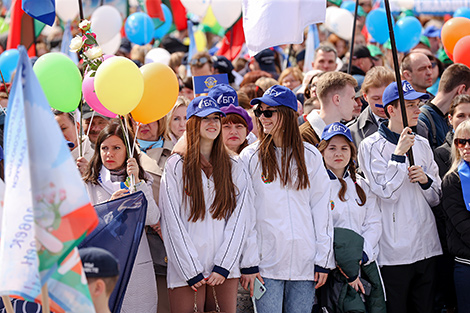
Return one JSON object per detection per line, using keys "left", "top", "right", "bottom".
{"left": 100, "top": 33, "right": 121, "bottom": 55}
{"left": 324, "top": 7, "right": 354, "bottom": 40}
{"left": 90, "top": 5, "right": 123, "bottom": 44}
{"left": 181, "top": 0, "right": 211, "bottom": 17}
{"left": 145, "top": 48, "right": 171, "bottom": 65}
{"left": 56, "top": 0, "right": 79, "bottom": 21}
{"left": 211, "top": 0, "right": 242, "bottom": 28}
{"left": 396, "top": 0, "right": 415, "bottom": 10}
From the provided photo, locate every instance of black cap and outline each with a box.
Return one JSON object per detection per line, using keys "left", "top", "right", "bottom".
{"left": 82, "top": 103, "right": 110, "bottom": 120}
{"left": 79, "top": 247, "right": 119, "bottom": 278}
{"left": 212, "top": 55, "right": 234, "bottom": 73}
{"left": 353, "top": 45, "right": 378, "bottom": 61}
{"left": 254, "top": 49, "right": 277, "bottom": 73}
{"left": 296, "top": 49, "right": 305, "bottom": 63}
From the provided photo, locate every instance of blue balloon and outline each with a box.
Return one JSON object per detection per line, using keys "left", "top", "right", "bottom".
{"left": 154, "top": 4, "right": 173, "bottom": 40}
{"left": 0, "top": 49, "right": 19, "bottom": 83}
{"left": 366, "top": 9, "right": 391, "bottom": 44}
{"left": 394, "top": 16, "right": 423, "bottom": 53}
{"left": 454, "top": 7, "right": 470, "bottom": 19}
{"left": 341, "top": 1, "right": 356, "bottom": 12}
{"left": 125, "top": 12, "right": 154, "bottom": 45}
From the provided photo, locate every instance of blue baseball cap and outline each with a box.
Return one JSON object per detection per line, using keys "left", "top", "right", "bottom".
{"left": 208, "top": 84, "right": 238, "bottom": 107}
{"left": 321, "top": 122, "right": 353, "bottom": 142}
{"left": 187, "top": 96, "right": 226, "bottom": 119}
{"left": 250, "top": 85, "right": 298, "bottom": 111}
{"left": 423, "top": 25, "right": 441, "bottom": 38}
{"left": 382, "top": 80, "right": 430, "bottom": 107}
{"left": 79, "top": 247, "right": 119, "bottom": 278}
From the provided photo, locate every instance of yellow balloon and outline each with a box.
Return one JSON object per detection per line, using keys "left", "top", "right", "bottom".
{"left": 195, "top": 30, "right": 207, "bottom": 52}
{"left": 131, "top": 62, "right": 179, "bottom": 124}
{"left": 203, "top": 6, "right": 217, "bottom": 27}
{"left": 94, "top": 56, "right": 144, "bottom": 116}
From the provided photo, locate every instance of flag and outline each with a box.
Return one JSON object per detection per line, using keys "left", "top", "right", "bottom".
{"left": 79, "top": 192, "right": 148, "bottom": 313}
{"left": 7, "top": 0, "right": 36, "bottom": 56}
{"left": 22, "top": 0, "right": 55, "bottom": 27}
{"left": 60, "top": 21, "right": 79, "bottom": 64}
{"left": 242, "top": 0, "right": 326, "bottom": 56}
{"left": 147, "top": 0, "right": 164, "bottom": 19}
{"left": 303, "top": 24, "right": 320, "bottom": 72}
{"left": 216, "top": 18, "right": 245, "bottom": 61}
{"left": 0, "top": 46, "right": 98, "bottom": 311}
{"left": 168, "top": 0, "right": 187, "bottom": 31}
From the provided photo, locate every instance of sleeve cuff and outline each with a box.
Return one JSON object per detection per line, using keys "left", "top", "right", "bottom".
{"left": 315, "top": 265, "right": 330, "bottom": 274}
{"left": 212, "top": 265, "right": 230, "bottom": 278}
{"left": 347, "top": 275, "right": 358, "bottom": 283}
{"left": 419, "top": 175, "right": 433, "bottom": 190}
{"left": 391, "top": 154, "right": 406, "bottom": 163}
{"left": 187, "top": 273, "right": 204, "bottom": 287}
{"left": 362, "top": 251, "right": 369, "bottom": 264}
{"left": 241, "top": 266, "right": 259, "bottom": 275}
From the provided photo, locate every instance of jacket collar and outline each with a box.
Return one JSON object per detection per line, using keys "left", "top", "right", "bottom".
{"left": 326, "top": 167, "right": 350, "bottom": 180}
{"left": 378, "top": 122, "right": 400, "bottom": 145}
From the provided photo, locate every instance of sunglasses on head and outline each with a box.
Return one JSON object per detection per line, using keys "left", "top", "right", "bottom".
{"left": 254, "top": 108, "right": 277, "bottom": 118}
{"left": 455, "top": 138, "right": 470, "bottom": 148}
{"left": 189, "top": 57, "right": 209, "bottom": 66}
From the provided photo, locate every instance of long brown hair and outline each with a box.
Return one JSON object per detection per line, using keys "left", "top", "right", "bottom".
{"left": 257, "top": 105, "right": 310, "bottom": 190}
{"left": 317, "top": 137, "right": 366, "bottom": 206}
{"left": 183, "top": 116, "right": 237, "bottom": 222}
{"left": 83, "top": 121, "right": 146, "bottom": 184}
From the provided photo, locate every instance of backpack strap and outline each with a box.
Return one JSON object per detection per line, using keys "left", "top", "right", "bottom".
{"left": 420, "top": 106, "right": 437, "bottom": 148}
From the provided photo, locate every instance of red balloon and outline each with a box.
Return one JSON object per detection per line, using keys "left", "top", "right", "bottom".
{"left": 444, "top": 46, "right": 454, "bottom": 61}
{"left": 454, "top": 36, "right": 470, "bottom": 66}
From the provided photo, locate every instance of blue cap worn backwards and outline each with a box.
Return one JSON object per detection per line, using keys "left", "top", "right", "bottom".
{"left": 208, "top": 83, "right": 238, "bottom": 107}
{"left": 187, "top": 96, "right": 226, "bottom": 119}
{"left": 250, "top": 85, "right": 298, "bottom": 111}
{"left": 382, "top": 80, "right": 430, "bottom": 108}
{"left": 321, "top": 122, "right": 353, "bottom": 142}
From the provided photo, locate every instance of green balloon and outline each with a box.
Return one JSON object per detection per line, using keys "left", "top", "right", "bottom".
{"left": 33, "top": 53, "right": 82, "bottom": 112}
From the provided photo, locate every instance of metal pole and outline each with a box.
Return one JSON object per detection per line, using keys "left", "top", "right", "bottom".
{"left": 347, "top": 0, "right": 360, "bottom": 74}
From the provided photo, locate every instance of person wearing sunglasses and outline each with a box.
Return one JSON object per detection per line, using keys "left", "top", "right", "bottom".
{"left": 240, "top": 85, "right": 334, "bottom": 313}
{"left": 189, "top": 51, "right": 214, "bottom": 77}
{"left": 358, "top": 80, "right": 442, "bottom": 313}
{"left": 442, "top": 119, "right": 470, "bottom": 313}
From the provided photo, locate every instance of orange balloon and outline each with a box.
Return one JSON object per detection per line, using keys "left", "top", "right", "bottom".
{"left": 131, "top": 62, "right": 179, "bottom": 124}
{"left": 441, "top": 17, "right": 470, "bottom": 55}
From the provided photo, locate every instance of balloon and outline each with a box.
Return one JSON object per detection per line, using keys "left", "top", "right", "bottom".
{"left": 194, "top": 31, "right": 207, "bottom": 51}
{"left": 91, "top": 5, "right": 123, "bottom": 44}
{"left": 153, "top": 4, "right": 173, "bottom": 40}
{"left": 454, "top": 7, "right": 470, "bottom": 19}
{"left": 366, "top": 9, "right": 391, "bottom": 44}
{"left": 453, "top": 36, "right": 470, "bottom": 67}
{"left": 131, "top": 63, "right": 179, "bottom": 124}
{"left": 0, "top": 49, "right": 19, "bottom": 82}
{"left": 394, "top": 16, "right": 422, "bottom": 52}
{"left": 396, "top": 0, "right": 414, "bottom": 10}
{"left": 125, "top": 12, "right": 154, "bottom": 45}
{"left": 55, "top": 0, "right": 79, "bottom": 21}
{"left": 82, "top": 73, "right": 118, "bottom": 118}
{"left": 324, "top": 7, "right": 354, "bottom": 40}
{"left": 211, "top": 0, "right": 242, "bottom": 28}
{"left": 100, "top": 33, "right": 121, "bottom": 55}
{"left": 341, "top": 1, "right": 356, "bottom": 12}
{"left": 441, "top": 17, "right": 470, "bottom": 55}
{"left": 33, "top": 53, "right": 82, "bottom": 112}
{"left": 145, "top": 48, "right": 171, "bottom": 65}
{"left": 181, "top": 0, "right": 210, "bottom": 17}
{"left": 94, "top": 56, "right": 144, "bottom": 116}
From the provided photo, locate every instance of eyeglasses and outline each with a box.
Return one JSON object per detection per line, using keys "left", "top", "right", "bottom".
{"left": 431, "top": 62, "right": 437, "bottom": 68}
{"left": 455, "top": 138, "right": 470, "bottom": 148}
{"left": 189, "top": 57, "right": 209, "bottom": 66}
{"left": 254, "top": 108, "right": 278, "bottom": 118}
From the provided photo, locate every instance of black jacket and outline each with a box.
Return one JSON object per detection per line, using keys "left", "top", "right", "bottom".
{"left": 434, "top": 131, "right": 453, "bottom": 179}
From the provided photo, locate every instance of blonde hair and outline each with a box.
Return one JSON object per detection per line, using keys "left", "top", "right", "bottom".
{"left": 448, "top": 119, "right": 470, "bottom": 176}
{"left": 165, "top": 96, "right": 190, "bottom": 139}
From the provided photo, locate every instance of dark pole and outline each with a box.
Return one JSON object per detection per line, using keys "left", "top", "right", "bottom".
{"left": 78, "top": 0, "right": 84, "bottom": 157}
{"left": 78, "top": 0, "right": 84, "bottom": 20}
{"left": 383, "top": 0, "right": 414, "bottom": 166}
{"left": 347, "top": 0, "right": 359, "bottom": 74}
{"left": 284, "top": 44, "right": 293, "bottom": 70}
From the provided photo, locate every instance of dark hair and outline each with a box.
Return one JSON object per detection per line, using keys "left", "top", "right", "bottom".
{"left": 304, "top": 72, "right": 325, "bottom": 99}
{"left": 83, "top": 121, "right": 146, "bottom": 184}
{"left": 438, "top": 63, "right": 470, "bottom": 94}
{"left": 52, "top": 109, "right": 75, "bottom": 125}
{"left": 449, "top": 94, "right": 470, "bottom": 117}
{"left": 222, "top": 113, "right": 249, "bottom": 154}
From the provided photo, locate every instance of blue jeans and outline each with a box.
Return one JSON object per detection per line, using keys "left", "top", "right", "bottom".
{"left": 454, "top": 261, "right": 470, "bottom": 313}
{"left": 254, "top": 278, "right": 315, "bottom": 313}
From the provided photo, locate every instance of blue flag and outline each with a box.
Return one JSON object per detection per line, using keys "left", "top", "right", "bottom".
{"left": 304, "top": 24, "right": 320, "bottom": 73}
{"left": 193, "top": 73, "right": 229, "bottom": 94}
{"left": 22, "top": 0, "right": 55, "bottom": 27}
{"left": 60, "top": 21, "right": 79, "bottom": 64}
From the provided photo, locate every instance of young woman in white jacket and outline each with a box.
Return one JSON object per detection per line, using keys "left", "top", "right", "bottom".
{"left": 239, "top": 85, "right": 335, "bottom": 313}
{"left": 159, "top": 96, "right": 249, "bottom": 313}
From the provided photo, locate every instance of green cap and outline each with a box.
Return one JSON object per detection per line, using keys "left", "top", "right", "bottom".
{"left": 437, "top": 48, "right": 453, "bottom": 65}
{"left": 328, "top": 0, "right": 342, "bottom": 6}
{"left": 368, "top": 45, "right": 383, "bottom": 57}
{"left": 419, "top": 35, "right": 431, "bottom": 49}
{"left": 357, "top": 6, "right": 367, "bottom": 17}
{"left": 383, "top": 39, "right": 391, "bottom": 50}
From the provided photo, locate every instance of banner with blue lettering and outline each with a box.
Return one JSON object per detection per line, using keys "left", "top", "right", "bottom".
{"left": 389, "top": 0, "right": 470, "bottom": 15}
{"left": 193, "top": 73, "right": 229, "bottom": 94}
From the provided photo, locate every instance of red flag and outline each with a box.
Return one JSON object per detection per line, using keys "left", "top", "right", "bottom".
{"left": 169, "top": 0, "right": 187, "bottom": 31}
{"left": 146, "top": 0, "right": 164, "bottom": 20}
{"left": 217, "top": 18, "right": 245, "bottom": 61}
{"left": 7, "top": 0, "right": 36, "bottom": 57}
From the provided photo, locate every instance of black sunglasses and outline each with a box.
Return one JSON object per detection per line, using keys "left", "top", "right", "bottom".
{"left": 189, "top": 57, "right": 209, "bottom": 66}
{"left": 455, "top": 138, "right": 470, "bottom": 148}
{"left": 254, "top": 108, "right": 278, "bottom": 118}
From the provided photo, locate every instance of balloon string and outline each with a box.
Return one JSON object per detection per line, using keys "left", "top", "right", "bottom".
{"left": 132, "top": 123, "right": 140, "bottom": 157}
{"left": 86, "top": 111, "right": 95, "bottom": 138}
{"left": 119, "top": 116, "right": 135, "bottom": 191}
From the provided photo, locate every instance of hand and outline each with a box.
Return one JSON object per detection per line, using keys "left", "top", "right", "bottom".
{"left": 394, "top": 127, "right": 415, "bottom": 156}
{"left": 191, "top": 278, "right": 206, "bottom": 292}
{"left": 206, "top": 272, "right": 225, "bottom": 287}
{"left": 127, "top": 158, "right": 141, "bottom": 183}
{"left": 76, "top": 157, "right": 89, "bottom": 176}
{"left": 408, "top": 165, "right": 428, "bottom": 184}
{"left": 110, "top": 189, "right": 129, "bottom": 201}
{"left": 314, "top": 272, "right": 328, "bottom": 289}
{"left": 150, "top": 221, "right": 163, "bottom": 239}
{"left": 240, "top": 273, "right": 264, "bottom": 297}
{"left": 348, "top": 277, "right": 365, "bottom": 294}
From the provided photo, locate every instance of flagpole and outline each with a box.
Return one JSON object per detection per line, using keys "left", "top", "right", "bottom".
{"left": 1, "top": 296, "right": 14, "bottom": 313}
{"left": 78, "top": 0, "right": 84, "bottom": 20}
{"left": 347, "top": 0, "right": 360, "bottom": 74}
{"left": 41, "top": 283, "right": 51, "bottom": 313}
{"left": 383, "top": 0, "right": 414, "bottom": 166}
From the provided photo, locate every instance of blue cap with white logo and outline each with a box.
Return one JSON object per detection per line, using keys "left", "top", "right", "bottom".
{"left": 321, "top": 122, "right": 353, "bottom": 142}
{"left": 187, "top": 96, "right": 226, "bottom": 119}
{"left": 208, "top": 83, "right": 239, "bottom": 107}
{"left": 382, "top": 80, "right": 430, "bottom": 107}
{"left": 250, "top": 85, "right": 297, "bottom": 111}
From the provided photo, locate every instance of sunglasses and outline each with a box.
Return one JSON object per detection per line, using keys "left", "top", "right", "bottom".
{"left": 254, "top": 108, "right": 278, "bottom": 118}
{"left": 455, "top": 138, "right": 470, "bottom": 148}
{"left": 189, "top": 57, "right": 209, "bottom": 66}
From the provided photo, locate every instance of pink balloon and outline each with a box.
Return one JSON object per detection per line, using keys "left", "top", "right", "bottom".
{"left": 82, "top": 72, "right": 118, "bottom": 118}
{"left": 102, "top": 54, "right": 115, "bottom": 61}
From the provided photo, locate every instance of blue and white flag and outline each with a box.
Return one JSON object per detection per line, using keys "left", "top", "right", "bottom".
{"left": 193, "top": 73, "right": 229, "bottom": 95}
{"left": 303, "top": 24, "right": 320, "bottom": 73}
{"left": 186, "top": 19, "right": 197, "bottom": 77}
{"left": 60, "top": 21, "right": 79, "bottom": 64}
{"left": 22, "top": 0, "right": 55, "bottom": 26}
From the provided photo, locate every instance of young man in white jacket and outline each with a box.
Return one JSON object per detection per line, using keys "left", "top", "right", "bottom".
{"left": 358, "top": 81, "right": 442, "bottom": 313}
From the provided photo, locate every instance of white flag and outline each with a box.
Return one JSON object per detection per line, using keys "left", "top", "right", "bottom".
{"left": 242, "top": 0, "right": 326, "bottom": 56}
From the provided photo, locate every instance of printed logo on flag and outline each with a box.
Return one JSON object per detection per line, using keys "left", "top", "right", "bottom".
{"left": 193, "top": 74, "right": 229, "bottom": 94}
